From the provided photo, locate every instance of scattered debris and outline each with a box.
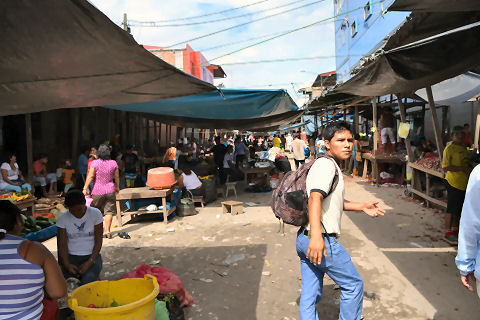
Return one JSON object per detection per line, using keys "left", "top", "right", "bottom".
{"left": 262, "top": 271, "right": 271, "bottom": 276}
{"left": 167, "top": 227, "right": 175, "bottom": 232}
{"left": 223, "top": 253, "right": 246, "bottom": 265}
{"left": 410, "top": 242, "right": 424, "bottom": 248}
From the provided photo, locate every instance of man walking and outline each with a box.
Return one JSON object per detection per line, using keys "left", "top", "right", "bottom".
{"left": 291, "top": 133, "right": 307, "bottom": 169}
{"left": 296, "top": 121, "right": 385, "bottom": 320}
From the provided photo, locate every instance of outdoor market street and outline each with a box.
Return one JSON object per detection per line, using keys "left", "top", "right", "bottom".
{"left": 43, "top": 174, "right": 480, "bottom": 320}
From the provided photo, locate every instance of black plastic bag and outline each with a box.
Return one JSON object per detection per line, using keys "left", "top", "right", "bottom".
{"left": 157, "top": 294, "right": 185, "bottom": 320}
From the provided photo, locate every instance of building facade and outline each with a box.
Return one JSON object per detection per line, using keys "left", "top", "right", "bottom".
{"left": 144, "top": 44, "right": 225, "bottom": 84}
{"left": 334, "top": 0, "right": 409, "bottom": 83}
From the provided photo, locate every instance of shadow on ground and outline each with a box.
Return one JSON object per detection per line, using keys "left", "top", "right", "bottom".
{"left": 345, "top": 178, "right": 480, "bottom": 320}
{"left": 101, "top": 244, "right": 267, "bottom": 320}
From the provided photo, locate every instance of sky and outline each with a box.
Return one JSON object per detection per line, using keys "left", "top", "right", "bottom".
{"left": 89, "top": 0, "right": 337, "bottom": 106}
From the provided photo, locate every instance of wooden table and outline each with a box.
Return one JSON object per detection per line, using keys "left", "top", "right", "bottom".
{"left": 242, "top": 165, "right": 275, "bottom": 185}
{"left": 362, "top": 153, "right": 407, "bottom": 186}
{"left": 408, "top": 162, "right": 446, "bottom": 209}
{"left": 115, "top": 186, "right": 176, "bottom": 226}
{"left": 16, "top": 198, "right": 35, "bottom": 215}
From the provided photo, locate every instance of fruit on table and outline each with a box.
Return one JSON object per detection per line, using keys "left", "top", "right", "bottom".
{"left": 87, "top": 304, "right": 96, "bottom": 308}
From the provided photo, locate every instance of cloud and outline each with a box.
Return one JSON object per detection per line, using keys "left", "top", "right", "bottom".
{"left": 89, "top": 0, "right": 336, "bottom": 107}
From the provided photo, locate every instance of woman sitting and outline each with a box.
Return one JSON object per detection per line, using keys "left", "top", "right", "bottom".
{"left": 0, "top": 153, "right": 32, "bottom": 193}
{"left": 57, "top": 189, "right": 103, "bottom": 285}
{"left": 177, "top": 165, "right": 205, "bottom": 198}
{"left": 0, "top": 201, "right": 66, "bottom": 319}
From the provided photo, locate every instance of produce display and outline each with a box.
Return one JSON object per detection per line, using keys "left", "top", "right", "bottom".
{"left": 21, "top": 214, "right": 56, "bottom": 236}
{"left": 414, "top": 157, "right": 442, "bottom": 172}
{"left": 0, "top": 189, "right": 33, "bottom": 202}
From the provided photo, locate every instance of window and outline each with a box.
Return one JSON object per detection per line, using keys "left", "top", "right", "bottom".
{"left": 364, "top": 1, "right": 372, "bottom": 20}
{"left": 343, "top": 70, "right": 347, "bottom": 81}
{"left": 342, "top": 27, "right": 346, "bottom": 44}
{"left": 338, "top": 35, "right": 342, "bottom": 50}
{"left": 338, "top": 73, "right": 342, "bottom": 83}
{"left": 351, "top": 19, "right": 358, "bottom": 37}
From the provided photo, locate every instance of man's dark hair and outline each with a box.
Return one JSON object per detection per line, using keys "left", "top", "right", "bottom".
{"left": 64, "top": 189, "right": 86, "bottom": 207}
{"left": 354, "top": 133, "right": 360, "bottom": 140}
{"left": 215, "top": 136, "right": 221, "bottom": 142}
{"left": 464, "top": 123, "right": 470, "bottom": 128}
{"left": 38, "top": 153, "right": 48, "bottom": 160}
{"left": 323, "top": 121, "right": 352, "bottom": 141}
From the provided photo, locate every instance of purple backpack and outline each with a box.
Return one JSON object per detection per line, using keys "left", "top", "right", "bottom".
{"left": 271, "top": 155, "right": 339, "bottom": 226}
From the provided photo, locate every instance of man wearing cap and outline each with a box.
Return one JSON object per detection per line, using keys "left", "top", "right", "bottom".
{"left": 442, "top": 126, "right": 472, "bottom": 244}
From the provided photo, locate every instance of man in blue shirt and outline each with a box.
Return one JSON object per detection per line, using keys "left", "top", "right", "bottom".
{"left": 77, "top": 147, "right": 89, "bottom": 182}
{"left": 456, "top": 164, "right": 480, "bottom": 298}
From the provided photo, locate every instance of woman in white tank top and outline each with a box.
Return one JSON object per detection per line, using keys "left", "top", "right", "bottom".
{"left": 178, "top": 166, "right": 205, "bottom": 197}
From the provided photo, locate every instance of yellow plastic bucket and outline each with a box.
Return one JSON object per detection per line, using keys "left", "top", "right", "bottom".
{"left": 68, "top": 274, "right": 159, "bottom": 320}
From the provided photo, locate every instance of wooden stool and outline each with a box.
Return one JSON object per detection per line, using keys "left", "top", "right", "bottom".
{"left": 192, "top": 196, "right": 205, "bottom": 208}
{"left": 222, "top": 201, "right": 243, "bottom": 215}
{"left": 225, "top": 182, "right": 237, "bottom": 199}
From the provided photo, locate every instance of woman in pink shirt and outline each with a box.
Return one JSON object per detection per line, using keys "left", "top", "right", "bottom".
{"left": 83, "top": 144, "right": 119, "bottom": 239}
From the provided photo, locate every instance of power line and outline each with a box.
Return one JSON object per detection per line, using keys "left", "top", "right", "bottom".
{"left": 166, "top": 0, "right": 326, "bottom": 48}
{"left": 198, "top": 9, "right": 377, "bottom": 53}
{"left": 128, "top": 0, "right": 270, "bottom": 23}
{"left": 128, "top": 0, "right": 311, "bottom": 27}
{"left": 210, "top": 0, "right": 383, "bottom": 61}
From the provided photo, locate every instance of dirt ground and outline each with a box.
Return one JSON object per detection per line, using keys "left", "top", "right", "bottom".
{"left": 44, "top": 171, "right": 480, "bottom": 320}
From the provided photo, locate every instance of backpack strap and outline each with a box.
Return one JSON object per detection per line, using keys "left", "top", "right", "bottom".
{"left": 313, "top": 154, "right": 340, "bottom": 198}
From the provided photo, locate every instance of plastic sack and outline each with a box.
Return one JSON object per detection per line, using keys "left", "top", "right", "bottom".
{"left": 155, "top": 300, "right": 170, "bottom": 320}
{"left": 398, "top": 122, "right": 410, "bottom": 139}
{"left": 121, "top": 263, "right": 194, "bottom": 307}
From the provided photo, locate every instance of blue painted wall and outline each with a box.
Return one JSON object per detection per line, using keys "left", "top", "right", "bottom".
{"left": 333, "top": 0, "right": 409, "bottom": 83}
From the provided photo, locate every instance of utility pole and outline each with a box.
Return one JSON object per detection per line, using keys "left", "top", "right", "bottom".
{"left": 123, "top": 13, "right": 129, "bottom": 32}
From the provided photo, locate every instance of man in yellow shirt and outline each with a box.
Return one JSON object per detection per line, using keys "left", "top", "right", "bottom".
{"left": 272, "top": 135, "right": 281, "bottom": 149}
{"left": 442, "top": 126, "right": 472, "bottom": 244}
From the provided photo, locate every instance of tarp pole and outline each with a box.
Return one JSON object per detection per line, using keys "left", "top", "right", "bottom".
{"left": 121, "top": 111, "right": 127, "bottom": 151}
{"left": 425, "top": 86, "right": 444, "bottom": 161}
{"left": 372, "top": 97, "right": 378, "bottom": 154}
{"left": 25, "top": 114, "right": 33, "bottom": 181}
{"left": 355, "top": 106, "right": 359, "bottom": 134}
{"left": 397, "top": 95, "right": 414, "bottom": 162}
{"left": 71, "top": 108, "right": 79, "bottom": 168}
{"left": 474, "top": 99, "right": 480, "bottom": 151}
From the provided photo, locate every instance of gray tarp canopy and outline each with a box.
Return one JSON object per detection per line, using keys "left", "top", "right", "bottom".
{"left": 0, "top": 0, "right": 216, "bottom": 116}
{"left": 389, "top": 0, "right": 480, "bottom": 12}
{"left": 337, "top": 5, "right": 480, "bottom": 96}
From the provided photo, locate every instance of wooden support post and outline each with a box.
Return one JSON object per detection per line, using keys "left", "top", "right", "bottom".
{"left": 425, "top": 173, "right": 431, "bottom": 207}
{"left": 372, "top": 97, "right": 378, "bottom": 154}
{"left": 25, "top": 114, "right": 33, "bottom": 181}
{"left": 344, "top": 108, "right": 347, "bottom": 121}
{"left": 71, "top": 108, "right": 79, "bottom": 167}
{"left": 474, "top": 100, "right": 480, "bottom": 151}
{"left": 121, "top": 111, "right": 127, "bottom": 151}
{"left": 396, "top": 95, "right": 414, "bottom": 162}
{"left": 354, "top": 106, "right": 359, "bottom": 134}
{"left": 314, "top": 111, "right": 318, "bottom": 134}
{"left": 425, "top": 86, "right": 444, "bottom": 161}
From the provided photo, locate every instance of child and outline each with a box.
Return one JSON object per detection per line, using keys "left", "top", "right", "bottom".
{"left": 62, "top": 160, "right": 75, "bottom": 193}
{"left": 352, "top": 134, "right": 362, "bottom": 178}
{"left": 442, "top": 126, "right": 472, "bottom": 245}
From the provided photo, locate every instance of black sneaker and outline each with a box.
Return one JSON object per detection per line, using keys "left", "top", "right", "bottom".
{"left": 443, "top": 234, "right": 458, "bottom": 245}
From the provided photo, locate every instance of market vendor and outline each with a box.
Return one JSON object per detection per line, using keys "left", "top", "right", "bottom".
{"left": 0, "top": 153, "right": 32, "bottom": 193}
{"left": 33, "top": 153, "right": 57, "bottom": 196}
{"left": 57, "top": 189, "right": 103, "bottom": 285}
{"left": 177, "top": 165, "right": 205, "bottom": 197}
{"left": 442, "top": 126, "right": 472, "bottom": 245}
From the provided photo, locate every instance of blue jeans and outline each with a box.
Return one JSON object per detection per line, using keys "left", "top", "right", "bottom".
{"left": 60, "top": 254, "right": 102, "bottom": 286}
{"left": 2, "top": 180, "right": 32, "bottom": 193}
{"left": 296, "top": 231, "right": 363, "bottom": 320}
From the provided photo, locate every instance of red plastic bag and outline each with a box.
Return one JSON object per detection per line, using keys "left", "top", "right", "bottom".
{"left": 121, "top": 263, "right": 194, "bottom": 307}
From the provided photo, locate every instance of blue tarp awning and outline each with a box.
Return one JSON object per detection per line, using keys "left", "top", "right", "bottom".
{"left": 108, "top": 89, "right": 301, "bottom": 130}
